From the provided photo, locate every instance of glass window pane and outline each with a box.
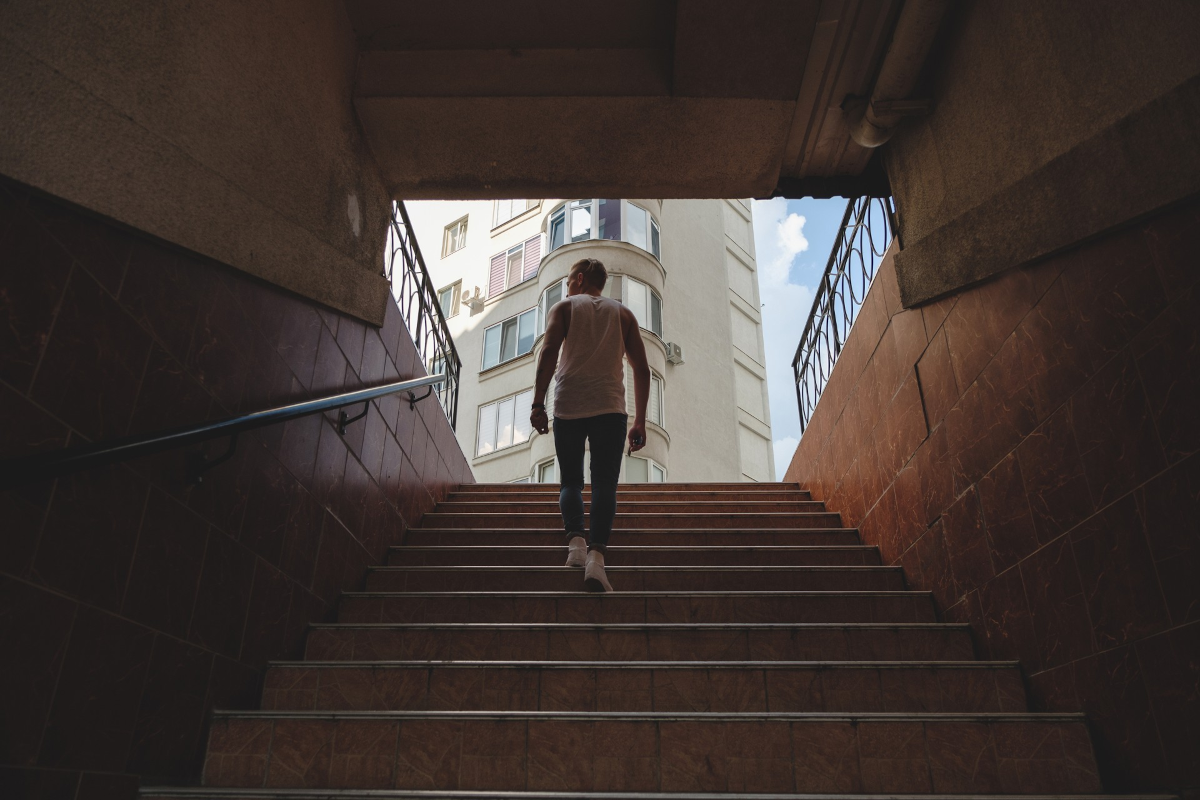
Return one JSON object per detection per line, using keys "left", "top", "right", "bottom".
{"left": 626, "top": 279, "right": 648, "bottom": 328}
{"left": 496, "top": 397, "right": 515, "bottom": 449}
{"left": 549, "top": 209, "right": 565, "bottom": 251}
{"left": 538, "top": 460, "right": 557, "bottom": 483}
{"left": 570, "top": 200, "right": 592, "bottom": 242}
{"left": 649, "top": 374, "right": 662, "bottom": 426}
{"left": 500, "top": 318, "right": 518, "bottom": 363}
{"left": 651, "top": 218, "right": 661, "bottom": 259}
{"left": 650, "top": 291, "right": 662, "bottom": 337}
{"left": 598, "top": 199, "right": 621, "bottom": 240}
{"left": 438, "top": 287, "right": 453, "bottom": 317}
{"left": 651, "top": 463, "right": 665, "bottom": 482}
{"left": 506, "top": 245, "right": 523, "bottom": 288}
{"left": 476, "top": 403, "right": 497, "bottom": 455}
{"left": 517, "top": 309, "right": 536, "bottom": 355}
{"left": 625, "top": 203, "right": 647, "bottom": 250}
{"left": 513, "top": 390, "right": 533, "bottom": 445}
{"left": 626, "top": 456, "right": 648, "bottom": 483}
{"left": 483, "top": 325, "right": 501, "bottom": 369}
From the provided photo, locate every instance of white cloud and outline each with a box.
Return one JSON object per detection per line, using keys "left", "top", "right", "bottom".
{"left": 752, "top": 198, "right": 816, "bottom": 476}
{"left": 773, "top": 436, "right": 799, "bottom": 480}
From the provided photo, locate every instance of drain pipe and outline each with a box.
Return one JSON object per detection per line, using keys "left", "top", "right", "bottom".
{"left": 844, "top": 0, "right": 951, "bottom": 148}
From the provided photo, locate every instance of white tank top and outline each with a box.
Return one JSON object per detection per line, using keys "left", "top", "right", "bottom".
{"left": 553, "top": 294, "right": 627, "bottom": 419}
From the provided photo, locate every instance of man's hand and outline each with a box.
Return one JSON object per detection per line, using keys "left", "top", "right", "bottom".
{"left": 531, "top": 407, "right": 549, "bottom": 435}
{"left": 627, "top": 420, "right": 647, "bottom": 453}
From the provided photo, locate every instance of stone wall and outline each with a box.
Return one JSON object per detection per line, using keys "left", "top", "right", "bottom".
{"left": 785, "top": 197, "right": 1199, "bottom": 794}
{"left": 0, "top": 178, "right": 471, "bottom": 797}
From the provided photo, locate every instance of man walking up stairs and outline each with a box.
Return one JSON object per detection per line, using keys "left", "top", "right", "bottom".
{"left": 142, "top": 480, "right": 1146, "bottom": 799}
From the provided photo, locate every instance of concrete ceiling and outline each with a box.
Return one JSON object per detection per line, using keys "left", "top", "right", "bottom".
{"left": 346, "top": 0, "right": 900, "bottom": 199}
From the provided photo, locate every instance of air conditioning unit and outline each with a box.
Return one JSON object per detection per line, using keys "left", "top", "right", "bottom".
{"left": 664, "top": 341, "right": 685, "bottom": 365}
{"left": 462, "top": 286, "right": 486, "bottom": 313}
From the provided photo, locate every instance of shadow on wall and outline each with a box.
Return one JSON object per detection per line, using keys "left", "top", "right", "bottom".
{"left": 785, "top": 197, "right": 1200, "bottom": 795}
{"left": 0, "top": 177, "right": 472, "bottom": 796}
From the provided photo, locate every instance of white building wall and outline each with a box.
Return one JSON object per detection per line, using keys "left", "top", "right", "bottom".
{"left": 405, "top": 198, "right": 773, "bottom": 483}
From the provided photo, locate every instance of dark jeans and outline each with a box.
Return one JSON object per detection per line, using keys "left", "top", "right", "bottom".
{"left": 553, "top": 413, "right": 627, "bottom": 551}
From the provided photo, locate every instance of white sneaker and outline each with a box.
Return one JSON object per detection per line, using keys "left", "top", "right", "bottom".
{"left": 565, "top": 535, "right": 587, "bottom": 568}
{"left": 583, "top": 549, "right": 614, "bottom": 593}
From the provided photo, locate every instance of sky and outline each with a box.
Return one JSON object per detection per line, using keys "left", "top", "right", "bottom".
{"left": 750, "top": 197, "right": 848, "bottom": 477}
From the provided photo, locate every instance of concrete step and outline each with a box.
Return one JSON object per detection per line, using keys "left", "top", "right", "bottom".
{"left": 433, "top": 500, "right": 828, "bottom": 514}
{"left": 447, "top": 488, "right": 814, "bottom": 502}
{"left": 417, "top": 512, "right": 845, "bottom": 529}
{"left": 402, "top": 528, "right": 861, "bottom": 547}
{"left": 387, "top": 545, "right": 883, "bottom": 567}
{"left": 302, "top": 622, "right": 976, "bottom": 663}
{"left": 336, "top": 591, "right": 938, "bottom": 625}
{"left": 200, "top": 711, "right": 1103, "bottom": 794}
{"left": 363, "top": 566, "right": 906, "bottom": 593}
{"left": 262, "top": 660, "right": 1025, "bottom": 714}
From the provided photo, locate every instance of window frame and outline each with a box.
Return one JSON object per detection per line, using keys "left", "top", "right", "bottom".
{"left": 625, "top": 454, "right": 666, "bottom": 484}
{"left": 442, "top": 215, "right": 468, "bottom": 258}
{"left": 482, "top": 307, "right": 538, "bottom": 371}
{"left": 621, "top": 276, "right": 664, "bottom": 339}
{"left": 547, "top": 200, "right": 662, "bottom": 260}
{"left": 493, "top": 199, "right": 537, "bottom": 229}
{"left": 475, "top": 388, "right": 534, "bottom": 457}
{"left": 437, "top": 281, "right": 461, "bottom": 318}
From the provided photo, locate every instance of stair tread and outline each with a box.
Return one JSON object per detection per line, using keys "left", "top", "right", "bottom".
{"left": 368, "top": 565, "right": 900, "bottom": 571}
{"left": 211, "top": 710, "right": 1086, "bottom": 723}
{"left": 273, "top": 659, "right": 1013, "bottom": 668}
{"left": 145, "top": 791, "right": 1173, "bottom": 799}
{"left": 310, "top": 622, "right": 965, "bottom": 628}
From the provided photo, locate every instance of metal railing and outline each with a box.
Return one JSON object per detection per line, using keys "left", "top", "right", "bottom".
{"left": 386, "top": 201, "right": 462, "bottom": 429}
{"left": 0, "top": 374, "right": 448, "bottom": 490}
{"left": 791, "top": 196, "right": 896, "bottom": 433}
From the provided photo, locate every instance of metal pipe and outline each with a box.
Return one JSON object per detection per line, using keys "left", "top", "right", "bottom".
{"left": 847, "top": 0, "right": 951, "bottom": 148}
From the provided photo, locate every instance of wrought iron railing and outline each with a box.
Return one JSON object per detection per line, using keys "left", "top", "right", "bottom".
{"left": 386, "top": 201, "right": 462, "bottom": 429}
{"left": 791, "top": 196, "right": 896, "bottom": 433}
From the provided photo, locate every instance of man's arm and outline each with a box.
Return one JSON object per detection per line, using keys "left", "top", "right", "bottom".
{"left": 622, "top": 306, "right": 651, "bottom": 452}
{"left": 530, "top": 301, "right": 568, "bottom": 435}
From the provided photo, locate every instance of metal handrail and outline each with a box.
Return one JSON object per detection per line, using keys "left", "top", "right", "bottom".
{"left": 386, "top": 201, "right": 462, "bottom": 428}
{"left": 0, "top": 374, "right": 447, "bottom": 490}
{"left": 791, "top": 196, "right": 895, "bottom": 433}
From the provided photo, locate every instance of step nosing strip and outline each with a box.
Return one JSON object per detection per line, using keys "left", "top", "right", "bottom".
{"left": 367, "top": 565, "right": 900, "bottom": 571}
{"left": 272, "top": 660, "right": 1018, "bottom": 669}
{"left": 339, "top": 590, "right": 932, "bottom": 597}
{"left": 140, "top": 791, "right": 1174, "bottom": 799}
{"left": 307, "top": 622, "right": 967, "bottom": 629}
{"left": 210, "top": 709, "right": 1089, "bottom": 722}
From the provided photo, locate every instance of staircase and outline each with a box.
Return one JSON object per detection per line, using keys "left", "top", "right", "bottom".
{"left": 144, "top": 482, "right": 1136, "bottom": 799}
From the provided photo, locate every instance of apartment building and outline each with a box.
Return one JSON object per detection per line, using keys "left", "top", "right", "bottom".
{"left": 408, "top": 198, "right": 773, "bottom": 483}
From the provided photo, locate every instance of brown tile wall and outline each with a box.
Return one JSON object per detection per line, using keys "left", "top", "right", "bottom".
{"left": 785, "top": 197, "right": 1200, "bottom": 795}
{"left": 0, "top": 178, "right": 472, "bottom": 796}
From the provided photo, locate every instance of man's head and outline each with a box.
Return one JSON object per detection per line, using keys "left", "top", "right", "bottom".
{"left": 567, "top": 258, "right": 607, "bottom": 296}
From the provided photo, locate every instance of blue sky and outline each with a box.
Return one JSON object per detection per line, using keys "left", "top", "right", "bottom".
{"left": 749, "top": 197, "right": 850, "bottom": 477}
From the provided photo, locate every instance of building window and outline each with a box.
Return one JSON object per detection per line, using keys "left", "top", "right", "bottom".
{"left": 476, "top": 389, "right": 534, "bottom": 456}
{"left": 536, "top": 459, "right": 557, "bottom": 483}
{"left": 511, "top": 476, "right": 531, "bottom": 484}
{"left": 437, "top": 281, "right": 460, "bottom": 318}
{"left": 622, "top": 277, "right": 663, "bottom": 339}
{"left": 494, "top": 199, "right": 537, "bottom": 228}
{"left": 626, "top": 455, "right": 665, "bottom": 483}
{"left": 537, "top": 278, "right": 567, "bottom": 334}
{"left": 443, "top": 216, "right": 468, "bottom": 257}
{"left": 548, "top": 200, "right": 661, "bottom": 259}
{"left": 623, "top": 364, "right": 664, "bottom": 426}
{"left": 483, "top": 308, "right": 537, "bottom": 370}
{"left": 488, "top": 234, "right": 543, "bottom": 297}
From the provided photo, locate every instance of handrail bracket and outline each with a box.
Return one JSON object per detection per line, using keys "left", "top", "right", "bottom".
{"left": 337, "top": 402, "right": 370, "bottom": 436}
{"left": 187, "top": 433, "right": 239, "bottom": 485}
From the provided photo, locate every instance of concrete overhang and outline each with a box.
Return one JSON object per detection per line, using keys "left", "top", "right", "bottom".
{"left": 346, "top": 0, "right": 901, "bottom": 199}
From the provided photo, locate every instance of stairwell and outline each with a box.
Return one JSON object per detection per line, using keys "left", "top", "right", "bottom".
{"left": 143, "top": 482, "right": 1140, "bottom": 798}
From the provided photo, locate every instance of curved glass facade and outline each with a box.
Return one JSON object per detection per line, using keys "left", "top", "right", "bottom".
{"left": 548, "top": 200, "right": 661, "bottom": 259}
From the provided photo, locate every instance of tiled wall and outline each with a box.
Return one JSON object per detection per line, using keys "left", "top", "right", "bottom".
{"left": 0, "top": 178, "right": 472, "bottom": 797}
{"left": 785, "top": 198, "right": 1199, "bottom": 795}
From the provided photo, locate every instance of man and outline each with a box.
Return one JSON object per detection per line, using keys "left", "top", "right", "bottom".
{"left": 530, "top": 257, "right": 650, "bottom": 592}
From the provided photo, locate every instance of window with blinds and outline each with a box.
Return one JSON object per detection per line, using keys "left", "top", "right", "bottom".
{"left": 488, "top": 234, "right": 543, "bottom": 298}
{"left": 476, "top": 389, "right": 534, "bottom": 457}
{"left": 623, "top": 363, "right": 663, "bottom": 426}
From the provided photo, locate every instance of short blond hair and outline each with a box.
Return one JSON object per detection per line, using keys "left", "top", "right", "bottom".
{"left": 569, "top": 258, "right": 607, "bottom": 290}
